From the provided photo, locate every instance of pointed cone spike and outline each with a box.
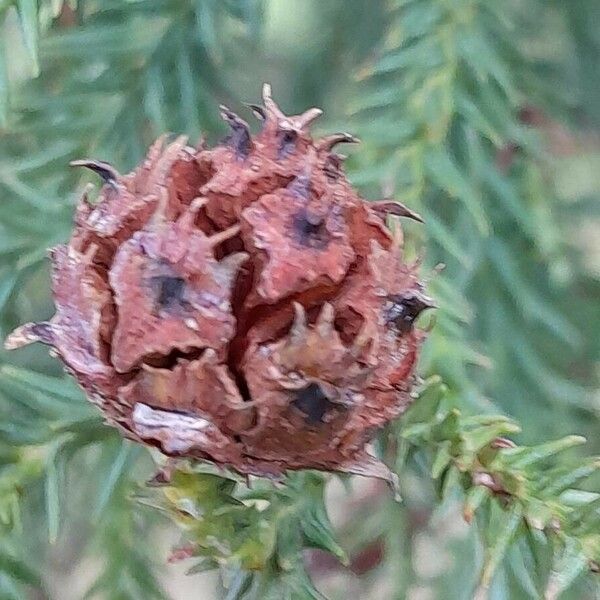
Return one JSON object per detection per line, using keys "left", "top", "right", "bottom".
{"left": 316, "top": 302, "right": 335, "bottom": 337}
{"left": 366, "top": 239, "right": 388, "bottom": 280}
{"left": 351, "top": 322, "right": 373, "bottom": 357}
{"left": 202, "top": 348, "right": 218, "bottom": 361}
{"left": 82, "top": 242, "right": 98, "bottom": 265}
{"left": 219, "top": 105, "right": 249, "bottom": 130}
{"left": 5, "top": 321, "right": 55, "bottom": 350}
{"left": 371, "top": 238, "right": 387, "bottom": 256}
{"left": 70, "top": 160, "right": 120, "bottom": 184}
{"left": 196, "top": 135, "right": 207, "bottom": 150}
{"left": 136, "top": 133, "right": 169, "bottom": 191}
{"left": 176, "top": 206, "right": 198, "bottom": 232}
{"left": 422, "top": 312, "right": 437, "bottom": 333}
{"left": 316, "top": 132, "right": 360, "bottom": 151}
{"left": 296, "top": 107, "right": 323, "bottom": 130}
{"left": 262, "top": 83, "right": 272, "bottom": 101}
{"left": 47, "top": 244, "right": 66, "bottom": 262}
{"left": 395, "top": 291, "right": 437, "bottom": 328}
{"left": 337, "top": 452, "right": 401, "bottom": 501}
{"left": 262, "top": 83, "right": 285, "bottom": 121}
{"left": 371, "top": 200, "right": 423, "bottom": 223}
{"left": 146, "top": 133, "right": 169, "bottom": 164}
{"left": 149, "top": 135, "right": 188, "bottom": 189}
{"left": 419, "top": 293, "right": 437, "bottom": 311}
{"left": 304, "top": 147, "right": 319, "bottom": 169}
{"left": 208, "top": 224, "right": 241, "bottom": 247}
{"left": 173, "top": 134, "right": 189, "bottom": 147}
{"left": 67, "top": 244, "right": 81, "bottom": 261}
{"left": 424, "top": 263, "right": 446, "bottom": 284}
{"left": 216, "top": 252, "right": 249, "bottom": 287}
{"left": 189, "top": 196, "right": 209, "bottom": 212}
{"left": 261, "top": 83, "right": 322, "bottom": 131}
{"left": 289, "top": 302, "right": 308, "bottom": 345}
{"left": 245, "top": 103, "right": 266, "bottom": 121}
{"left": 81, "top": 183, "right": 95, "bottom": 204}
{"left": 149, "top": 187, "right": 170, "bottom": 229}
{"left": 219, "top": 105, "right": 252, "bottom": 157}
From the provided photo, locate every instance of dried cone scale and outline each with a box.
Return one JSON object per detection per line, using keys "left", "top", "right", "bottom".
{"left": 6, "top": 85, "right": 433, "bottom": 486}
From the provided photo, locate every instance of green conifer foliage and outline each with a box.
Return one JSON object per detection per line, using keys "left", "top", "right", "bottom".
{"left": 0, "top": 1, "right": 598, "bottom": 598}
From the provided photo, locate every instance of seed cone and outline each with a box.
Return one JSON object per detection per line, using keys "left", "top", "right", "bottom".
{"left": 6, "top": 85, "right": 432, "bottom": 484}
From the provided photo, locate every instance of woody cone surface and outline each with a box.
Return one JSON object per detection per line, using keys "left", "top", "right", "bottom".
{"left": 6, "top": 86, "right": 432, "bottom": 483}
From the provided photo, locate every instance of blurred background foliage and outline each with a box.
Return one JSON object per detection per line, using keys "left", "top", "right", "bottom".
{"left": 0, "top": 0, "right": 598, "bottom": 599}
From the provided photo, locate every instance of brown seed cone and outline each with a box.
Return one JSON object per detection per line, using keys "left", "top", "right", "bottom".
{"left": 5, "top": 85, "right": 433, "bottom": 485}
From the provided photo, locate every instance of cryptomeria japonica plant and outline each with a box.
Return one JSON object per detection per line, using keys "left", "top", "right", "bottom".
{"left": 7, "top": 85, "right": 432, "bottom": 486}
